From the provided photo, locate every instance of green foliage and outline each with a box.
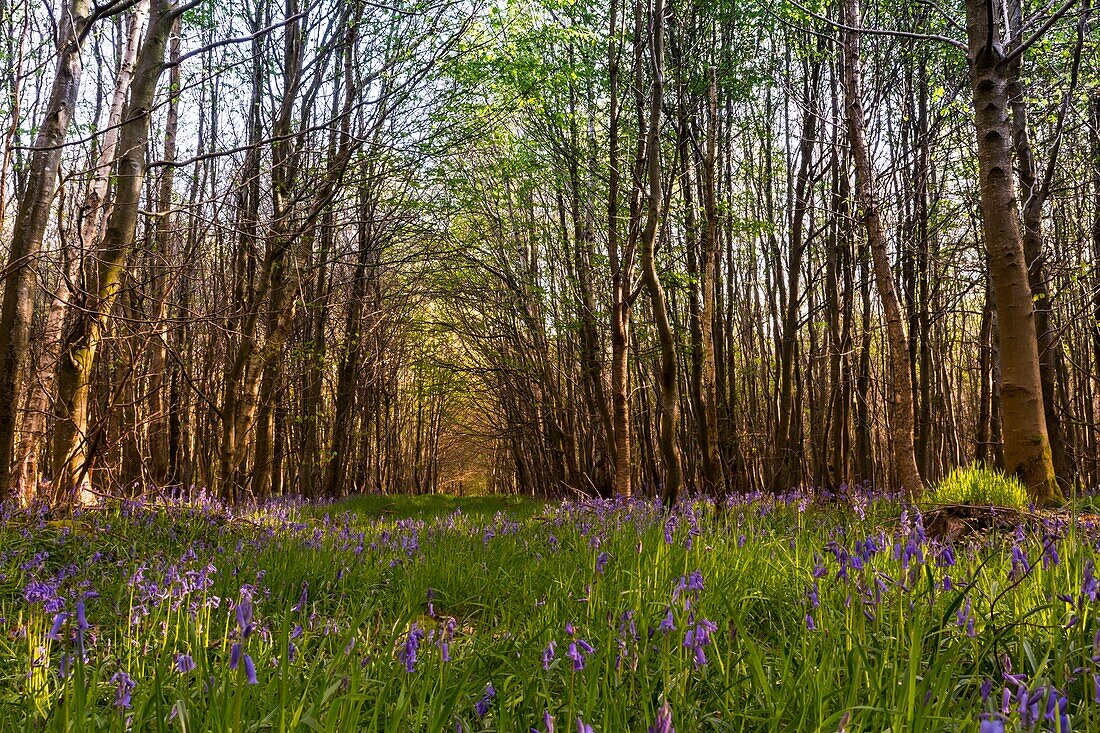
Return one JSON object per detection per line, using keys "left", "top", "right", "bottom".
{"left": 924, "top": 465, "right": 1030, "bottom": 509}
{"left": 5, "top": 493, "right": 1097, "bottom": 731}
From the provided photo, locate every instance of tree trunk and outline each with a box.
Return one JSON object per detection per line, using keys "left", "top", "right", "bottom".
{"left": 964, "top": 0, "right": 1058, "bottom": 504}
{"left": 1090, "top": 91, "right": 1100, "bottom": 486}
{"left": 772, "top": 53, "right": 820, "bottom": 492}
{"left": 607, "top": 0, "right": 636, "bottom": 498}
{"left": 639, "top": 0, "right": 682, "bottom": 505}
{"left": 696, "top": 69, "right": 723, "bottom": 494}
{"left": 1003, "top": 0, "right": 1082, "bottom": 489}
{"left": 841, "top": 0, "right": 923, "bottom": 497}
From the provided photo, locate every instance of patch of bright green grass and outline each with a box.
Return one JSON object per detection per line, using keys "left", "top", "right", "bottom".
{"left": 923, "top": 465, "right": 1030, "bottom": 510}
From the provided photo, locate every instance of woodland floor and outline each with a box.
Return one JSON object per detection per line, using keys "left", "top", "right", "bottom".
{"left": 2, "top": 490, "right": 1098, "bottom": 732}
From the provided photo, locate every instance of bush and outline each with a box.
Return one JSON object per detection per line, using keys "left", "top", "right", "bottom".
{"left": 924, "top": 465, "right": 1029, "bottom": 510}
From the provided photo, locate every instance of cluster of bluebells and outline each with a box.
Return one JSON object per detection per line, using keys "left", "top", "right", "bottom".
{"left": 229, "top": 592, "right": 258, "bottom": 685}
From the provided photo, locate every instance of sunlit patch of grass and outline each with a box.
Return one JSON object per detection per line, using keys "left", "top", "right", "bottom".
{"left": 923, "top": 465, "right": 1030, "bottom": 510}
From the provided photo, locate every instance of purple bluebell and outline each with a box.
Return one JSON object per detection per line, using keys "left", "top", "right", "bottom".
{"left": 230, "top": 642, "right": 242, "bottom": 669}
{"left": 683, "top": 618, "right": 718, "bottom": 667}
{"left": 111, "top": 671, "right": 135, "bottom": 708}
{"left": 401, "top": 623, "right": 424, "bottom": 673}
{"left": 1083, "top": 561, "right": 1097, "bottom": 602}
{"left": 243, "top": 653, "right": 258, "bottom": 684}
{"left": 174, "top": 652, "right": 196, "bottom": 674}
{"left": 440, "top": 618, "right": 455, "bottom": 662}
{"left": 474, "top": 683, "right": 496, "bottom": 718}
{"left": 293, "top": 583, "right": 309, "bottom": 612}
{"left": 74, "top": 599, "right": 88, "bottom": 631}
{"left": 236, "top": 594, "right": 254, "bottom": 638}
{"left": 567, "top": 639, "right": 593, "bottom": 671}
{"left": 648, "top": 702, "right": 674, "bottom": 733}
{"left": 1010, "top": 545, "right": 1030, "bottom": 580}
{"left": 542, "top": 640, "right": 556, "bottom": 670}
{"left": 47, "top": 612, "right": 68, "bottom": 641}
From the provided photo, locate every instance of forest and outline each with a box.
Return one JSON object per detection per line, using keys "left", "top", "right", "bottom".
{"left": 2, "top": 0, "right": 1100, "bottom": 730}
{"left": 0, "top": 0, "right": 1094, "bottom": 508}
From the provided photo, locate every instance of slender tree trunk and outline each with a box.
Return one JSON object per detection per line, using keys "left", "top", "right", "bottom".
{"left": 325, "top": 179, "right": 375, "bottom": 498}
{"left": 608, "top": 0, "right": 636, "bottom": 498}
{"left": 147, "top": 13, "right": 179, "bottom": 487}
{"left": 1003, "top": 0, "right": 1084, "bottom": 488}
{"left": 976, "top": 287, "right": 994, "bottom": 464}
{"left": 841, "top": 0, "right": 923, "bottom": 497}
{"left": 696, "top": 69, "right": 723, "bottom": 493}
{"left": 1090, "top": 91, "right": 1100, "bottom": 483}
{"left": 639, "top": 0, "right": 682, "bottom": 505}
{"left": 964, "top": 0, "right": 1058, "bottom": 503}
{"left": 772, "top": 54, "right": 820, "bottom": 491}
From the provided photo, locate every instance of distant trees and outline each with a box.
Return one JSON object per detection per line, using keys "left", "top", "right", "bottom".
{"left": 0, "top": 0, "right": 1096, "bottom": 506}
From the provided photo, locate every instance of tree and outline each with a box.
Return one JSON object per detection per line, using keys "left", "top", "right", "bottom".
{"left": 964, "top": 0, "right": 1058, "bottom": 504}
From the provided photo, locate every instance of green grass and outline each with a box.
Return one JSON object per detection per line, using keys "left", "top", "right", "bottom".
{"left": 923, "top": 465, "right": 1031, "bottom": 510}
{"left": 0, "top": 492, "right": 1095, "bottom": 731}
{"left": 321, "top": 492, "right": 547, "bottom": 520}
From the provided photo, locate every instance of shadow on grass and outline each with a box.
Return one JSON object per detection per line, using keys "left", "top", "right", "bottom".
{"left": 323, "top": 493, "right": 548, "bottom": 521}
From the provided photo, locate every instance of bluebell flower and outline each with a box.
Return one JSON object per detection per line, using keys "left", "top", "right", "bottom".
{"left": 401, "top": 623, "right": 424, "bottom": 673}
{"left": 648, "top": 702, "right": 674, "bottom": 733}
{"left": 230, "top": 642, "right": 242, "bottom": 669}
{"left": 683, "top": 618, "right": 717, "bottom": 668}
{"left": 474, "top": 683, "right": 496, "bottom": 718}
{"left": 1010, "top": 545, "right": 1030, "bottom": 580}
{"left": 542, "top": 640, "right": 556, "bottom": 670}
{"left": 243, "top": 653, "right": 258, "bottom": 684}
{"left": 175, "top": 654, "right": 196, "bottom": 674}
{"left": 110, "top": 671, "right": 135, "bottom": 708}
{"left": 567, "top": 639, "right": 593, "bottom": 671}
{"left": 293, "top": 583, "right": 309, "bottom": 612}
{"left": 1082, "top": 561, "right": 1097, "bottom": 602}
{"left": 236, "top": 594, "right": 254, "bottom": 638}
{"left": 74, "top": 600, "right": 89, "bottom": 631}
{"left": 47, "top": 612, "right": 68, "bottom": 641}
{"left": 440, "top": 618, "right": 455, "bottom": 662}
{"left": 978, "top": 717, "right": 1004, "bottom": 733}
